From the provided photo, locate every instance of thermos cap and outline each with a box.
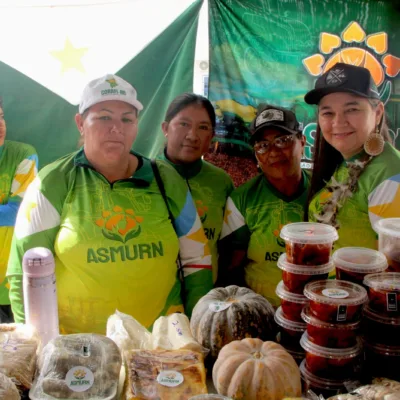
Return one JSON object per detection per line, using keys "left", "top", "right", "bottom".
{"left": 23, "top": 247, "right": 55, "bottom": 278}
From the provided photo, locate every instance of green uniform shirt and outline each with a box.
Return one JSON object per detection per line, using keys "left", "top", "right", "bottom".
{"left": 0, "top": 140, "right": 38, "bottom": 305}
{"left": 160, "top": 153, "right": 234, "bottom": 282}
{"left": 309, "top": 143, "right": 400, "bottom": 250}
{"left": 7, "top": 149, "right": 212, "bottom": 334}
{"left": 220, "top": 171, "right": 309, "bottom": 306}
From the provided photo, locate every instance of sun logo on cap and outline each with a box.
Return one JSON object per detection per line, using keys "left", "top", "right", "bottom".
{"left": 303, "top": 21, "right": 400, "bottom": 104}
{"left": 106, "top": 78, "right": 118, "bottom": 88}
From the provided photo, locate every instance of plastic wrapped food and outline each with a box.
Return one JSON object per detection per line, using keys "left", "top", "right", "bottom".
{"left": 124, "top": 349, "right": 207, "bottom": 399}
{"left": 0, "top": 323, "right": 39, "bottom": 391}
{"left": 374, "top": 218, "right": 400, "bottom": 272}
{"left": 280, "top": 222, "right": 338, "bottom": 266}
{"left": 0, "top": 371, "right": 20, "bottom": 399}
{"left": 276, "top": 281, "right": 309, "bottom": 322}
{"left": 30, "top": 333, "right": 122, "bottom": 399}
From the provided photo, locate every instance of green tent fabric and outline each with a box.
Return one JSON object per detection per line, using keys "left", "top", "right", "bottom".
{"left": 0, "top": 0, "right": 202, "bottom": 167}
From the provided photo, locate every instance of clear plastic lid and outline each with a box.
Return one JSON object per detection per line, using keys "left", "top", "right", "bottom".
{"left": 274, "top": 307, "right": 307, "bottom": 332}
{"left": 333, "top": 247, "right": 388, "bottom": 273}
{"left": 301, "top": 306, "right": 360, "bottom": 330}
{"left": 374, "top": 218, "right": 400, "bottom": 238}
{"left": 299, "top": 359, "right": 347, "bottom": 389}
{"left": 189, "top": 396, "right": 232, "bottom": 400}
{"left": 276, "top": 281, "right": 310, "bottom": 304}
{"left": 363, "top": 339, "right": 400, "bottom": 356}
{"left": 278, "top": 253, "right": 334, "bottom": 275}
{"left": 280, "top": 222, "right": 339, "bottom": 244}
{"left": 362, "top": 305, "right": 400, "bottom": 325}
{"left": 363, "top": 272, "right": 400, "bottom": 292}
{"left": 300, "top": 332, "right": 362, "bottom": 359}
{"left": 304, "top": 280, "right": 368, "bottom": 306}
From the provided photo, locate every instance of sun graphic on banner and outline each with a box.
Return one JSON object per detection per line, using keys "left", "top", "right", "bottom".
{"left": 303, "top": 21, "right": 400, "bottom": 104}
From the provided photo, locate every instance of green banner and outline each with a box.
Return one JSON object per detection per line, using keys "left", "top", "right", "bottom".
{"left": 209, "top": 0, "right": 400, "bottom": 167}
{"left": 1, "top": 0, "right": 202, "bottom": 167}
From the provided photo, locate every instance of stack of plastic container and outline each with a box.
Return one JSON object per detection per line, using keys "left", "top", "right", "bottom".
{"left": 274, "top": 222, "right": 337, "bottom": 366}
{"left": 301, "top": 279, "right": 368, "bottom": 398}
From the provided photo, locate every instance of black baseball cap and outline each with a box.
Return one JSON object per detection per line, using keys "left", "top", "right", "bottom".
{"left": 304, "top": 63, "right": 380, "bottom": 105}
{"left": 250, "top": 104, "right": 301, "bottom": 144}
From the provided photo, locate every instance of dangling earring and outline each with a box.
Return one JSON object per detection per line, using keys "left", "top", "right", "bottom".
{"left": 364, "top": 124, "right": 384, "bottom": 156}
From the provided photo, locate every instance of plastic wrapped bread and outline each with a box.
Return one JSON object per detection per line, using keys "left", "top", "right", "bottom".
{"left": 29, "top": 334, "right": 121, "bottom": 399}
{"left": 0, "top": 323, "right": 39, "bottom": 391}
{"left": 0, "top": 372, "right": 20, "bottom": 399}
{"left": 152, "top": 313, "right": 204, "bottom": 353}
{"left": 124, "top": 349, "right": 207, "bottom": 399}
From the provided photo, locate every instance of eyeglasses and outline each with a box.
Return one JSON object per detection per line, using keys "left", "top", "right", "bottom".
{"left": 254, "top": 134, "right": 298, "bottom": 154}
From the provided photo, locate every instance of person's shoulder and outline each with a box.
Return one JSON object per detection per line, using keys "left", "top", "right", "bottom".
{"left": 38, "top": 151, "right": 78, "bottom": 182}
{"left": 5, "top": 140, "right": 37, "bottom": 159}
{"left": 230, "top": 173, "right": 263, "bottom": 203}
{"left": 369, "top": 143, "right": 400, "bottom": 175}
{"left": 201, "top": 160, "right": 234, "bottom": 185}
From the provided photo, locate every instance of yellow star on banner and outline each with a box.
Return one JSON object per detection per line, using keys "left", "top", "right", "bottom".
{"left": 13, "top": 160, "right": 36, "bottom": 197}
{"left": 187, "top": 228, "right": 208, "bottom": 244}
{"left": 369, "top": 187, "right": 400, "bottom": 218}
{"left": 25, "top": 202, "right": 37, "bottom": 222}
{"left": 51, "top": 38, "right": 88, "bottom": 74}
{"left": 223, "top": 209, "right": 232, "bottom": 224}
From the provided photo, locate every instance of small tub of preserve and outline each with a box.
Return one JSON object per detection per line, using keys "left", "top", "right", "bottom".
{"left": 304, "top": 280, "right": 368, "bottom": 323}
{"left": 276, "top": 281, "right": 309, "bottom": 322}
{"left": 286, "top": 347, "right": 305, "bottom": 366}
{"left": 280, "top": 222, "right": 338, "bottom": 266}
{"left": 300, "top": 332, "right": 362, "bottom": 380}
{"left": 278, "top": 254, "right": 334, "bottom": 294}
{"left": 361, "top": 305, "right": 400, "bottom": 346}
{"left": 363, "top": 272, "right": 400, "bottom": 316}
{"left": 374, "top": 218, "right": 400, "bottom": 273}
{"left": 301, "top": 306, "right": 359, "bottom": 348}
{"left": 274, "top": 306, "right": 306, "bottom": 351}
{"left": 299, "top": 359, "right": 347, "bottom": 398}
{"left": 333, "top": 247, "right": 388, "bottom": 286}
{"left": 363, "top": 340, "right": 400, "bottom": 381}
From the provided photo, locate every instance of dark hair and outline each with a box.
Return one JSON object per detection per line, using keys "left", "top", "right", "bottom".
{"left": 305, "top": 99, "right": 392, "bottom": 220}
{"left": 164, "top": 93, "right": 216, "bottom": 129}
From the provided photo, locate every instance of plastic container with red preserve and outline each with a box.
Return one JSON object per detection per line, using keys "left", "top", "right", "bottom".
{"left": 274, "top": 306, "right": 306, "bottom": 351}
{"left": 304, "top": 280, "right": 368, "bottom": 323}
{"left": 300, "top": 332, "right": 362, "bottom": 380}
{"left": 363, "top": 340, "right": 400, "bottom": 381}
{"left": 276, "top": 281, "right": 309, "bottom": 322}
{"left": 299, "top": 359, "right": 347, "bottom": 398}
{"left": 301, "top": 306, "right": 360, "bottom": 348}
{"left": 363, "top": 272, "right": 400, "bottom": 316}
{"left": 333, "top": 247, "right": 387, "bottom": 287}
{"left": 361, "top": 305, "right": 400, "bottom": 346}
{"left": 280, "top": 222, "right": 338, "bottom": 266}
{"left": 286, "top": 347, "right": 305, "bottom": 366}
{"left": 374, "top": 218, "right": 400, "bottom": 272}
{"left": 277, "top": 254, "right": 334, "bottom": 294}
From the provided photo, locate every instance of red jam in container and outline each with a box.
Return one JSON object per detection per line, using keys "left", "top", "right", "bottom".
{"left": 363, "top": 272, "right": 400, "bottom": 316}
{"left": 275, "top": 306, "right": 306, "bottom": 351}
{"left": 361, "top": 305, "right": 400, "bottom": 346}
{"left": 333, "top": 247, "right": 388, "bottom": 287}
{"left": 363, "top": 340, "right": 400, "bottom": 381}
{"left": 301, "top": 306, "right": 359, "bottom": 348}
{"left": 299, "top": 359, "right": 347, "bottom": 398}
{"left": 280, "top": 222, "right": 338, "bottom": 266}
{"left": 374, "top": 218, "right": 400, "bottom": 272}
{"left": 276, "top": 280, "right": 309, "bottom": 322}
{"left": 278, "top": 254, "right": 334, "bottom": 294}
{"left": 304, "top": 280, "right": 368, "bottom": 323}
{"left": 300, "top": 332, "right": 362, "bottom": 380}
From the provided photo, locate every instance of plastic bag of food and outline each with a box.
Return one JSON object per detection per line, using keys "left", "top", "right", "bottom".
{"left": 0, "top": 371, "right": 20, "bottom": 399}
{"left": 106, "top": 310, "right": 152, "bottom": 353}
{"left": 0, "top": 323, "right": 39, "bottom": 391}
{"left": 124, "top": 348, "right": 207, "bottom": 399}
{"left": 29, "top": 334, "right": 121, "bottom": 399}
{"left": 152, "top": 313, "right": 208, "bottom": 355}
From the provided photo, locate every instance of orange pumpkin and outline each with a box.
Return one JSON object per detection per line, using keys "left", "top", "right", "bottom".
{"left": 213, "top": 338, "right": 301, "bottom": 400}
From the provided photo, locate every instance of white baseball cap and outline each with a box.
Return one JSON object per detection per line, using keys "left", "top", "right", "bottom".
{"left": 79, "top": 74, "right": 143, "bottom": 114}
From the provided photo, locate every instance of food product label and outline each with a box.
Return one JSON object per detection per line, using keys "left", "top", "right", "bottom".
{"left": 157, "top": 370, "right": 184, "bottom": 387}
{"left": 209, "top": 301, "right": 232, "bottom": 312}
{"left": 336, "top": 305, "right": 348, "bottom": 322}
{"left": 322, "top": 288, "right": 349, "bottom": 299}
{"left": 387, "top": 293, "right": 398, "bottom": 312}
{"left": 66, "top": 366, "right": 94, "bottom": 392}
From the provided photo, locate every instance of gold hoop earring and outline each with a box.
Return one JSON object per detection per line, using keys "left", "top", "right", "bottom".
{"left": 364, "top": 124, "right": 384, "bottom": 156}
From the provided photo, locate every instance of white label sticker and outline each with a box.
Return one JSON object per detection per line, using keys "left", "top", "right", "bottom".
{"left": 66, "top": 366, "right": 94, "bottom": 392}
{"left": 322, "top": 288, "right": 349, "bottom": 299}
{"left": 157, "top": 370, "right": 184, "bottom": 387}
{"left": 208, "top": 301, "right": 232, "bottom": 312}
